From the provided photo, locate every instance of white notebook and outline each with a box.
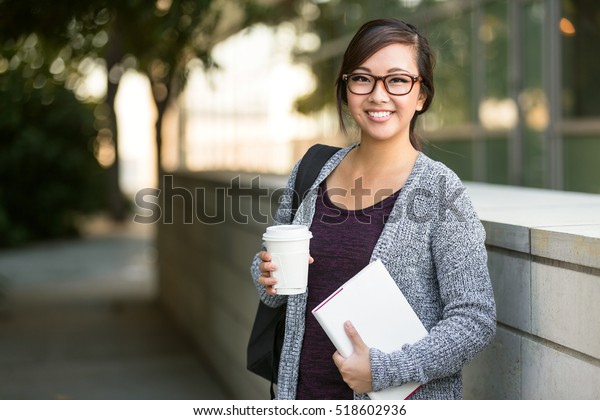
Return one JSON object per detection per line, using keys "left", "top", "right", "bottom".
{"left": 311, "top": 259, "right": 427, "bottom": 400}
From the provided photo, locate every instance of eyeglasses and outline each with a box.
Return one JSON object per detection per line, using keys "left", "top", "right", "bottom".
{"left": 342, "top": 72, "right": 421, "bottom": 96}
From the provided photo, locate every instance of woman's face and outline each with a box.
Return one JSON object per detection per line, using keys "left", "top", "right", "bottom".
{"left": 346, "top": 43, "right": 425, "bottom": 146}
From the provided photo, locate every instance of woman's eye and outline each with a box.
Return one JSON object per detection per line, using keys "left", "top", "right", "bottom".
{"left": 351, "top": 75, "right": 371, "bottom": 83}
{"left": 388, "top": 75, "right": 411, "bottom": 84}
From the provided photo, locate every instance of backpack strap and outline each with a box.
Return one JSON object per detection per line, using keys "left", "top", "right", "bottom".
{"left": 291, "top": 144, "right": 341, "bottom": 220}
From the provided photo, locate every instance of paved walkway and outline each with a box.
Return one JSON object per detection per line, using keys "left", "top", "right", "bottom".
{"left": 0, "top": 219, "right": 228, "bottom": 400}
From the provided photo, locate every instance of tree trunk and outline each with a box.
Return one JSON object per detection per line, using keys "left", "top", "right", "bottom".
{"left": 155, "top": 100, "right": 166, "bottom": 179}
{"left": 103, "top": 27, "right": 127, "bottom": 222}
{"left": 104, "top": 78, "right": 127, "bottom": 222}
{"left": 152, "top": 79, "right": 173, "bottom": 181}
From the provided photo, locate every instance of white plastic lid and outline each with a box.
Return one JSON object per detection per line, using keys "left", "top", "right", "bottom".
{"left": 263, "top": 225, "right": 313, "bottom": 241}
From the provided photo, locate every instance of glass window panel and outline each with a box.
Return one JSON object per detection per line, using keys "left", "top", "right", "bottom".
{"left": 482, "top": 1, "right": 510, "bottom": 184}
{"left": 521, "top": 0, "right": 546, "bottom": 188}
{"left": 562, "top": 0, "right": 600, "bottom": 118}
{"left": 423, "top": 139, "right": 474, "bottom": 180}
{"left": 427, "top": 13, "right": 473, "bottom": 127}
{"left": 483, "top": 1, "right": 509, "bottom": 99}
{"left": 563, "top": 136, "right": 600, "bottom": 193}
{"left": 486, "top": 137, "right": 509, "bottom": 184}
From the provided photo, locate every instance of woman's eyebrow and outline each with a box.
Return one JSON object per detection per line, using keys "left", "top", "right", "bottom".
{"left": 387, "top": 67, "right": 410, "bottom": 73}
{"left": 352, "top": 66, "right": 411, "bottom": 74}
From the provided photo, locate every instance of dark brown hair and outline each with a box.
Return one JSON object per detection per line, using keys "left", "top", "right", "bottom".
{"left": 336, "top": 18, "right": 435, "bottom": 150}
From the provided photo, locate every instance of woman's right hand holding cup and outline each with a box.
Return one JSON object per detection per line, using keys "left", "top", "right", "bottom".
{"left": 258, "top": 251, "right": 278, "bottom": 296}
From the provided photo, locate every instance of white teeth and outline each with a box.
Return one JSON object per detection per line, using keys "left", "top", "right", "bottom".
{"left": 368, "top": 111, "right": 392, "bottom": 118}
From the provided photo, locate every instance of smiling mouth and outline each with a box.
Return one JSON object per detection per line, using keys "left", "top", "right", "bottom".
{"left": 367, "top": 111, "right": 393, "bottom": 118}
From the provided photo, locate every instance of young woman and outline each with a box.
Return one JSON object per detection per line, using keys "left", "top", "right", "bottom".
{"left": 251, "top": 18, "right": 496, "bottom": 400}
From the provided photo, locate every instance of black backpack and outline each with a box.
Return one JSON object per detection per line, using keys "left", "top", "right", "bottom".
{"left": 246, "top": 144, "right": 341, "bottom": 398}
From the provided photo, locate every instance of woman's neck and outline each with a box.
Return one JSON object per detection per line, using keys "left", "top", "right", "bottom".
{"left": 352, "top": 139, "right": 419, "bottom": 175}
{"left": 325, "top": 139, "right": 419, "bottom": 210}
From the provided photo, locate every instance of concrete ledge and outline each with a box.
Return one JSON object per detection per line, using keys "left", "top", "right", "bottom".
{"left": 465, "top": 182, "right": 600, "bottom": 256}
{"left": 531, "top": 225, "right": 600, "bottom": 270}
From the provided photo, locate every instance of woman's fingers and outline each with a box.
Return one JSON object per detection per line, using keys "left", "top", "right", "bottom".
{"left": 258, "top": 251, "right": 278, "bottom": 295}
{"left": 258, "top": 251, "right": 271, "bottom": 262}
{"left": 259, "top": 275, "right": 277, "bottom": 295}
{"left": 259, "top": 260, "right": 277, "bottom": 274}
{"left": 258, "top": 251, "right": 277, "bottom": 274}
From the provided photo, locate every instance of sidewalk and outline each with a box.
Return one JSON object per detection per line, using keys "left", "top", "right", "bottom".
{"left": 0, "top": 218, "right": 228, "bottom": 400}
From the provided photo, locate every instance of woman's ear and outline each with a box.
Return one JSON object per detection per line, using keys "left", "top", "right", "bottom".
{"left": 416, "top": 91, "right": 427, "bottom": 112}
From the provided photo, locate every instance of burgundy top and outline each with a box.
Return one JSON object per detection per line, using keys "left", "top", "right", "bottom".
{"left": 295, "top": 182, "right": 400, "bottom": 400}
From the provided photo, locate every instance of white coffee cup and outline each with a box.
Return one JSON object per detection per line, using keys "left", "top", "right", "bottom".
{"left": 263, "top": 225, "right": 312, "bottom": 295}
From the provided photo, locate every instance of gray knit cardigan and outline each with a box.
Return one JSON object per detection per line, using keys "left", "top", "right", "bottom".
{"left": 250, "top": 145, "right": 496, "bottom": 400}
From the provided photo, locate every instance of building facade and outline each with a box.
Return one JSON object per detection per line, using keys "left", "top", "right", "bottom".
{"left": 173, "top": 0, "right": 599, "bottom": 194}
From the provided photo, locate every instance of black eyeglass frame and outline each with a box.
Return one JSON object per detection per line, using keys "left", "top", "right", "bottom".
{"left": 342, "top": 72, "right": 421, "bottom": 96}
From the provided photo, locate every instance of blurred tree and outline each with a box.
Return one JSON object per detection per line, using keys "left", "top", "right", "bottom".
{"left": 0, "top": 43, "right": 106, "bottom": 247}
{"left": 89, "top": 0, "right": 303, "bottom": 200}
{"left": 0, "top": 0, "right": 302, "bottom": 230}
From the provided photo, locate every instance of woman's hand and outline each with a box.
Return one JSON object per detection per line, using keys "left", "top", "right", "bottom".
{"left": 258, "top": 251, "right": 314, "bottom": 296}
{"left": 332, "top": 321, "right": 373, "bottom": 394}
{"left": 257, "top": 251, "right": 278, "bottom": 296}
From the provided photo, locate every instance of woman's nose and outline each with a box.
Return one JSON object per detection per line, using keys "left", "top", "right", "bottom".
{"left": 369, "top": 79, "right": 389, "bottom": 102}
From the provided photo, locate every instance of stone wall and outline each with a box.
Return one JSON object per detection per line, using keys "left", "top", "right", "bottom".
{"left": 462, "top": 184, "right": 600, "bottom": 399}
{"left": 155, "top": 172, "right": 600, "bottom": 399}
{"left": 156, "top": 172, "right": 283, "bottom": 399}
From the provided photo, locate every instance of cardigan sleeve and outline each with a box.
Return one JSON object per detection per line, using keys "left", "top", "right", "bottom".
{"left": 249, "top": 160, "right": 301, "bottom": 308}
{"left": 370, "top": 169, "right": 496, "bottom": 391}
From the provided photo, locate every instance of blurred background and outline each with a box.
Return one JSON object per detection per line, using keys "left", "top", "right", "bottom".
{"left": 0, "top": 0, "right": 599, "bottom": 400}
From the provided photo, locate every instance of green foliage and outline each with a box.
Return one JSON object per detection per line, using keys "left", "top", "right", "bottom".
{"left": 0, "top": 68, "right": 107, "bottom": 247}
{"left": 0, "top": 0, "right": 304, "bottom": 246}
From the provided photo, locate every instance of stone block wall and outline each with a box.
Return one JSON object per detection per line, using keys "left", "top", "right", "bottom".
{"left": 462, "top": 184, "right": 600, "bottom": 399}
{"left": 156, "top": 172, "right": 282, "bottom": 399}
